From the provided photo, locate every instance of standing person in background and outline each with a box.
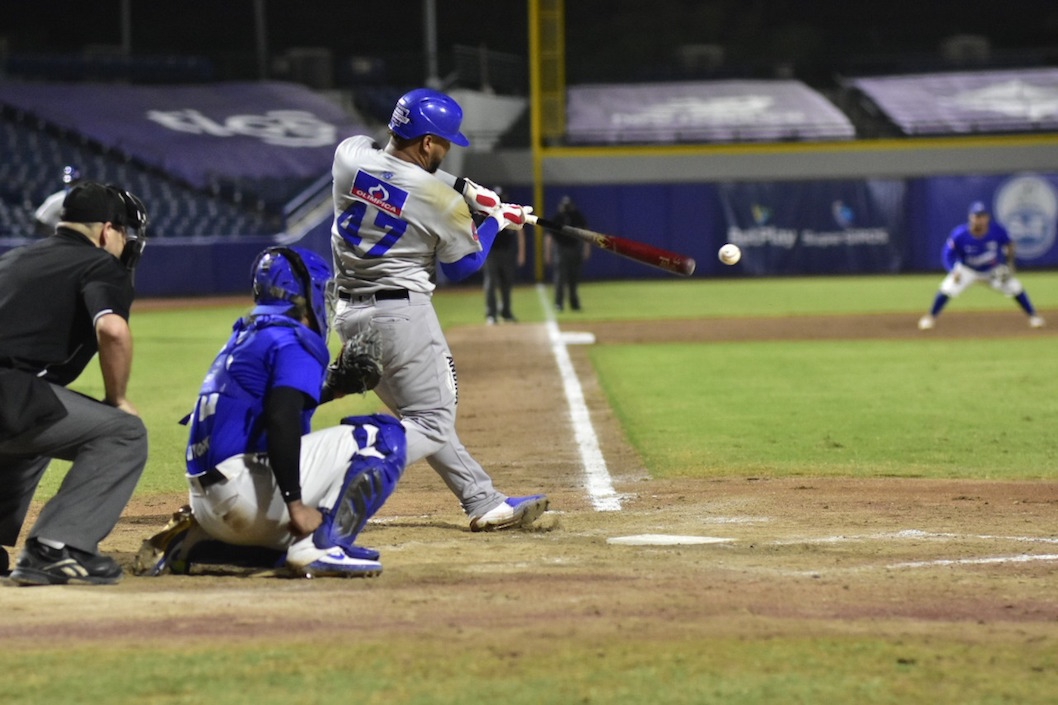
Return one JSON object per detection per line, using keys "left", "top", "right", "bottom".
{"left": 329, "top": 88, "right": 549, "bottom": 532}
{"left": 0, "top": 182, "right": 149, "bottom": 585}
{"left": 545, "top": 196, "right": 591, "bottom": 312}
{"left": 918, "top": 200, "right": 1044, "bottom": 330}
{"left": 34, "top": 165, "right": 82, "bottom": 236}
{"left": 483, "top": 186, "right": 526, "bottom": 325}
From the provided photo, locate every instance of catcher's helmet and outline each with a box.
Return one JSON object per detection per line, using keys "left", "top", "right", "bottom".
{"left": 388, "top": 88, "right": 469, "bottom": 147}
{"left": 251, "top": 246, "right": 333, "bottom": 339}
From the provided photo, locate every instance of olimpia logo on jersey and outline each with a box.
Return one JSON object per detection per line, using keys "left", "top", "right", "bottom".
{"left": 994, "top": 174, "right": 1058, "bottom": 259}
{"left": 146, "top": 109, "right": 336, "bottom": 147}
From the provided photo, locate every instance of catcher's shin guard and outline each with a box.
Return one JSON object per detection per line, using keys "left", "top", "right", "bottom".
{"left": 312, "top": 415, "right": 406, "bottom": 554}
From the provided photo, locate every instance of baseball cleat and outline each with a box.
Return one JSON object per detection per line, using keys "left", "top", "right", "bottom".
{"left": 469, "top": 494, "right": 550, "bottom": 532}
{"left": 132, "top": 505, "right": 205, "bottom": 576}
{"left": 284, "top": 537, "right": 381, "bottom": 579}
{"left": 917, "top": 315, "right": 935, "bottom": 330}
{"left": 1029, "top": 315, "right": 1045, "bottom": 328}
{"left": 8, "top": 538, "right": 122, "bottom": 586}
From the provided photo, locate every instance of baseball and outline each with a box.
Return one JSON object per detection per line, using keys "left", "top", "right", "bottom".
{"left": 718, "top": 243, "right": 741, "bottom": 265}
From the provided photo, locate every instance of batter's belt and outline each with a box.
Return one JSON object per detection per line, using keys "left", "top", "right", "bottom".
{"left": 338, "top": 289, "right": 409, "bottom": 303}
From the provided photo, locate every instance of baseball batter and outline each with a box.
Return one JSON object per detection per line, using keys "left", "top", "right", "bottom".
{"left": 329, "top": 88, "right": 549, "bottom": 531}
{"left": 919, "top": 201, "right": 1044, "bottom": 330}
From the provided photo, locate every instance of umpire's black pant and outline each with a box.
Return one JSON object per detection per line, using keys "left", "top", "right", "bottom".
{"left": 553, "top": 249, "right": 584, "bottom": 310}
{"left": 0, "top": 384, "right": 147, "bottom": 554}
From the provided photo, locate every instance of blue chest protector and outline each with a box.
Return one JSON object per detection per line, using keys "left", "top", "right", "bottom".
{"left": 185, "top": 315, "right": 329, "bottom": 476}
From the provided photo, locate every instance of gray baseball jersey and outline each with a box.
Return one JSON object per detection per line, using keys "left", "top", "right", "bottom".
{"left": 331, "top": 135, "right": 480, "bottom": 295}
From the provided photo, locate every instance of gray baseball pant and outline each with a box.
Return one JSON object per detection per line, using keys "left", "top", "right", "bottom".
{"left": 334, "top": 292, "right": 505, "bottom": 518}
{"left": 0, "top": 384, "right": 147, "bottom": 554}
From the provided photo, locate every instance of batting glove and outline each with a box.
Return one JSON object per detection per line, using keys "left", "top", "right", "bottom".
{"left": 455, "top": 177, "right": 501, "bottom": 214}
{"left": 489, "top": 203, "right": 533, "bottom": 231}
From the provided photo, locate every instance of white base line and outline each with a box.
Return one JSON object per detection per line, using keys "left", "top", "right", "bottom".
{"left": 888, "top": 554, "right": 1058, "bottom": 569}
{"left": 537, "top": 284, "right": 621, "bottom": 511}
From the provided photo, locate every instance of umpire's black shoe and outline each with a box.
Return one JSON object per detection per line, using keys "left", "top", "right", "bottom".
{"left": 0, "top": 546, "right": 9, "bottom": 577}
{"left": 8, "top": 538, "right": 122, "bottom": 586}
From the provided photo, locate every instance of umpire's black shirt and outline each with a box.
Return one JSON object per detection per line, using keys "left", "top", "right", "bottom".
{"left": 0, "top": 228, "right": 134, "bottom": 386}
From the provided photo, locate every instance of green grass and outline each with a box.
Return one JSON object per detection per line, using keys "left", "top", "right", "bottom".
{"left": 592, "top": 338, "right": 1058, "bottom": 479}
{"left": 4, "top": 632, "right": 1055, "bottom": 705}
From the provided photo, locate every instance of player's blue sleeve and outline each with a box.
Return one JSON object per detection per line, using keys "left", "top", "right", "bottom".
{"left": 941, "top": 240, "right": 957, "bottom": 271}
{"left": 440, "top": 216, "right": 499, "bottom": 281}
{"left": 272, "top": 336, "right": 327, "bottom": 406}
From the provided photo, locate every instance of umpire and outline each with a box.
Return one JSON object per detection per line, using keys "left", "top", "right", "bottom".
{"left": 0, "top": 181, "right": 150, "bottom": 586}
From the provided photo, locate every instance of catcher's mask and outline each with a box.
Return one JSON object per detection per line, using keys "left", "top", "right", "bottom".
{"left": 250, "top": 246, "right": 334, "bottom": 340}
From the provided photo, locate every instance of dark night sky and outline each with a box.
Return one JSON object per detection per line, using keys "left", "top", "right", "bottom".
{"left": 4, "top": 1, "right": 1057, "bottom": 87}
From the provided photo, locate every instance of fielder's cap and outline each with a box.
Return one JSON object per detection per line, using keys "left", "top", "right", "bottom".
{"left": 61, "top": 182, "right": 130, "bottom": 225}
{"left": 968, "top": 200, "right": 989, "bottom": 216}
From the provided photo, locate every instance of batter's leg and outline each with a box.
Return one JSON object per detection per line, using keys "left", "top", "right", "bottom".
{"left": 423, "top": 437, "right": 503, "bottom": 517}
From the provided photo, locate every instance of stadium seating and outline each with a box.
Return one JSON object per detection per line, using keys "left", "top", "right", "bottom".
{"left": 0, "top": 110, "right": 283, "bottom": 239}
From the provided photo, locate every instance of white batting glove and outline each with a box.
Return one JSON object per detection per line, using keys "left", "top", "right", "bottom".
{"left": 455, "top": 177, "right": 501, "bottom": 214}
{"left": 488, "top": 203, "right": 533, "bottom": 231}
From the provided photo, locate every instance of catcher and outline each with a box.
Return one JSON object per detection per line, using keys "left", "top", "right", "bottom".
{"left": 919, "top": 201, "right": 1044, "bottom": 330}
{"left": 135, "top": 246, "right": 401, "bottom": 578}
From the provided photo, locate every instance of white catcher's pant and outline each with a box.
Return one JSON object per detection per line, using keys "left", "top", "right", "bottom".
{"left": 940, "top": 262, "right": 1024, "bottom": 298}
{"left": 187, "top": 425, "right": 361, "bottom": 551}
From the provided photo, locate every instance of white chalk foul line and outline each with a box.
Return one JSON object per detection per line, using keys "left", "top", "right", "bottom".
{"left": 887, "top": 554, "right": 1058, "bottom": 570}
{"left": 537, "top": 284, "right": 621, "bottom": 511}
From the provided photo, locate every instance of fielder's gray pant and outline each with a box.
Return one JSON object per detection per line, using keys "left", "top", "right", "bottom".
{"left": 0, "top": 384, "right": 147, "bottom": 554}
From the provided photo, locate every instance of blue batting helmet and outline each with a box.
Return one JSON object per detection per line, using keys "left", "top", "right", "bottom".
{"left": 388, "top": 88, "right": 469, "bottom": 147}
{"left": 251, "top": 246, "right": 333, "bottom": 340}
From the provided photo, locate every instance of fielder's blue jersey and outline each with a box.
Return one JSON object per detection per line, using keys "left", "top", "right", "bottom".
{"left": 944, "top": 222, "right": 1011, "bottom": 273}
{"left": 185, "top": 314, "right": 329, "bottom": 476}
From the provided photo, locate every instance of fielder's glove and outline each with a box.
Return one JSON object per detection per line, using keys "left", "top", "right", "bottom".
{"left": 325, "top": 326, "right": 384, "bottom": 396}
{"left": 991, "top": 264, "right": 1012, "bottom": 285}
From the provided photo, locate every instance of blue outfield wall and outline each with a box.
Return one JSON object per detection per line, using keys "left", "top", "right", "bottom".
{"left": 538, "top": 171, "right": 1058, "bottom": 280}
{"left": 2, "top": 172, "right": 1054, "bottom": 297}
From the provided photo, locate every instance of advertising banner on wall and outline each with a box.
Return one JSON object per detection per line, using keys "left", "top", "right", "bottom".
{"left": 716, "top": 179, "right": 907, "bottom": 275}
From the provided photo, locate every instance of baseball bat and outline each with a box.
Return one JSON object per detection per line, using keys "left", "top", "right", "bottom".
{"left": 525, "top": 214, "right": 696, "bottom": 277}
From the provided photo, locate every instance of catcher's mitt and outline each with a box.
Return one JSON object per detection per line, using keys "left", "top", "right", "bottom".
{"left": 326, "top": 326, "right": 383, "bottom": 395}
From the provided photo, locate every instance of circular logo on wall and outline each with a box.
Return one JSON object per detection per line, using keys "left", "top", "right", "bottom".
{"left": 993, "top": 174, "right": 1058, "bottom": 260}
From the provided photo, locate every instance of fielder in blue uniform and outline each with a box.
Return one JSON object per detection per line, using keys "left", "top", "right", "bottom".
{"left": 138, "top": 246, "right": 405, "bottom": 578}
{"left": 919, "top": 201, "right": 1044, "bottom": 330}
